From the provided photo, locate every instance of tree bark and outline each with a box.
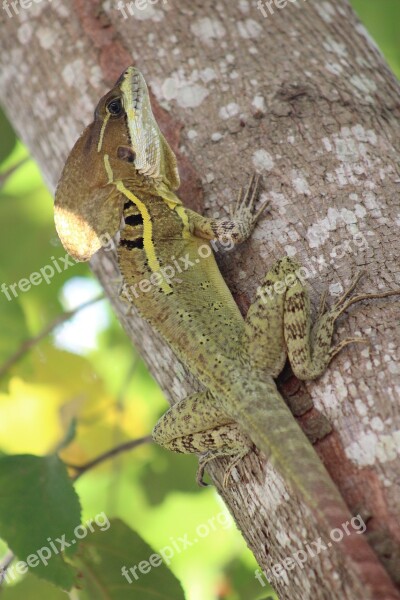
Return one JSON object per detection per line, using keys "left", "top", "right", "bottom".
{"left": 1, "top": 0, "right": 399, "bottom": 598}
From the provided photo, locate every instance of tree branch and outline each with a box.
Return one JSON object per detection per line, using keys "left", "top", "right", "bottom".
{"left": 67, "top": 436, "right": 153, "bottom": 481}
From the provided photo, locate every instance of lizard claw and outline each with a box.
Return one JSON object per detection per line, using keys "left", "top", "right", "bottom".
{"left": 229, "top": 174, "right": 268, "bottom": 238}
{"left": 196, "top": 460, "right": 210, "bottom": 487}
{"left": 197, "top": 448, "right": 250, "bottom": 488}
{"left": 329, "top": 336, "right": 371, "bottom": 362}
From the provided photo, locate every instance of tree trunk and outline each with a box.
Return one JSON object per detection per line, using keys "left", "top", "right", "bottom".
{"left": 1, "top": 0, "right": 399, "bottom": 598}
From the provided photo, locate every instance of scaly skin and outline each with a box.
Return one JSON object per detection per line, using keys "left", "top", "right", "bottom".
{"left": 55, "top": 66, "right": 400, "bottom": 529}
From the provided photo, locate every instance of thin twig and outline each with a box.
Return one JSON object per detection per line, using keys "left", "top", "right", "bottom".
{"left": 67, "top": 435, "right": 153, "bottom": 481}
{"left": 0, "top": 295, "right": 104, "bottom": 379}
{"left": 0, "top": 157, "right": 30, "bottom": 188}
{"left": 0, "top": 550, "right": 14, "bottom": 586}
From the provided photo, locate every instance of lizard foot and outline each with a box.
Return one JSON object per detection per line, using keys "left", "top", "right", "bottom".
{"left": 228, "top": 173, "right": 269, "bottom": 238}
{"left": 197, "top": 447, "right": 250, "bottom": 488}
{"left": 305, "top": 270, "right": 400, "bottom": 378}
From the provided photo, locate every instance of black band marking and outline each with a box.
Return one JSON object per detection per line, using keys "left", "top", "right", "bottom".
{"left": 125, "top": 213, "right": 143, "bottom": 226}
{"left": 121, "top": 238, "right": 144, "bottom": 250}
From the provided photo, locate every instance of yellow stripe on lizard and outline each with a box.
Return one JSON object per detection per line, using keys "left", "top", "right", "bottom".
{"left": 97, "top": 112, "right": 110, "bottom": 153}
{"left": 175, "top": 205, "right": 191, "bottom": 240}
{"left": 103, "top": 154, "right": 113, "bottom": 183}
{"left": 154, "top": 183, "right": 190, "bottom": 238}
{"left": 115, "top": 180, "right": 173, "bottom": 295}
{"left": 103, "top": 154, "right": 172, "bottom": 294}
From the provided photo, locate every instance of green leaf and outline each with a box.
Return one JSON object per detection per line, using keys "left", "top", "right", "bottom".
{"left": 1, "top": 572, "right": 67, "bottom": 600}
{"left": 75, "top": 519, "right": 185, "bottom": 600}
{"left": 140, "top": 444, "right": 200, "bottom": 506}
{"left": 0, "top": 454, "right": 81, "bottom": 590}
{"left": 225, "top": 557, "right": 277, "bottom": 600}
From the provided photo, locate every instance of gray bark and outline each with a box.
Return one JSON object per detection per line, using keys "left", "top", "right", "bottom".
{"left": 0, "top": 0, "right": 399, "bottom": 598}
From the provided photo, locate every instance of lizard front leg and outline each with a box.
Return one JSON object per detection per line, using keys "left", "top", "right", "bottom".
{"left": 244, "top": 256, "right": 400, "bottom": 380}
{"left": 185, "top": 174, "right": 268, "bottom": 248}
{"left": 152, "top": 391, "right": 252, "bottom": 487}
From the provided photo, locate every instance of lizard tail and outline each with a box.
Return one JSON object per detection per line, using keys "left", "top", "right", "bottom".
{"left": 228, "top": 377, "right": 350, "bottom": 528}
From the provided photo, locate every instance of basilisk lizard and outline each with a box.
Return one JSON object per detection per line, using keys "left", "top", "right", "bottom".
{"left": 54, "top": 66, "right": 399, "bottom": 528}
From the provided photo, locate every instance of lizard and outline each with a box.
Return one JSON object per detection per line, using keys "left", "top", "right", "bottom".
{"left": 54, "top": 65, "right": 400, "bottom": 532}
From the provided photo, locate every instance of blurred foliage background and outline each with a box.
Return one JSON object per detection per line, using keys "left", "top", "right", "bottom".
{"left": 0, "top": 2, "right": 398, "bottom": 599}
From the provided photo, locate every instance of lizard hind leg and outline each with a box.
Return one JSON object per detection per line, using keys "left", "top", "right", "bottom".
{"left": 152, "top": 391, "right": 252, "bottom": 487}
{"left": 244, "top": 256, "right": 298, "bottom": 377}
{"left": 245, "top": 256, "right": 400, "bottom": 381}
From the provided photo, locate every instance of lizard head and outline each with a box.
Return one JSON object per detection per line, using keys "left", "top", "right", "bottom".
{"left": 55, "top": 66, "right": 180, "bottom": 261}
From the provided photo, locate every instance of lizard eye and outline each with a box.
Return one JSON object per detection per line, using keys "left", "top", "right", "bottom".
{"left": 107, "top": 98, "right": 123, "bottom": 116}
